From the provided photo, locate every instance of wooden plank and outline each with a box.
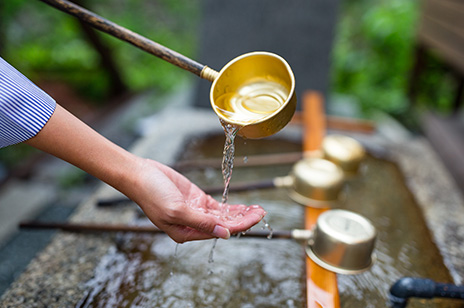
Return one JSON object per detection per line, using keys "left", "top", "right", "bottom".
{"left": 421, "top": 0, "right": 464, "bottom": 35}
{"left": 419, "top": 19, "right": 464, "bottom": 74}
{"left": 427, "top": 0, "right": 464, "bottom": 7}
{"left": 420, "top": 14, "right": 464, "bottom": 50}
{"left": 418, "top": 0, "right": 464, "bottom": 73}
{"left": 302, "top": 91, "right": 340, "bottom": 308}
{"left": 441, "top": 0, "right": 464, "bottom": 3}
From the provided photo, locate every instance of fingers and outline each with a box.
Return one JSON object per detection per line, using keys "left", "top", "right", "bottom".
{"left": 170, "top": 202, "right": 266, "bottom": 241}
{"left": 169, "top": 205, "right": 229, "bottom": 239}
{"left": 165, "top": 213, "right": 262, "bottom": 243}
{"left": 155, "top": 201, "right": 267, "bottom": 242}
{"left": 163, "top": 223, "right": 231, "bottom": 243}
{"left": 164, "top": 225, "right": 217, "bottom": 243}
{"left": 141, "top": 160, "right": 268, "bottom": 243}
{"left": 166, "top": 206, "right": 266, "bottom": 242}
{"left": 223, "top": 205, "right": 267, "bottom": 235}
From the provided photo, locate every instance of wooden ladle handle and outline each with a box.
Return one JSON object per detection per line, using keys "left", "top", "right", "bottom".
{"left": 38, "top": 0, "right": 218, "bottom": 81}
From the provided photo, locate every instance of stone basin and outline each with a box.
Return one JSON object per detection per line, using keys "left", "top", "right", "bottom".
{"left": 1, "top": 92, "right": 463, "bottom": 307}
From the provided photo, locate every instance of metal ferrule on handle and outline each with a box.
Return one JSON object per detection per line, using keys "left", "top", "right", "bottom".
{"left": 200, "top": 66, "right": 220, "bottom": 82}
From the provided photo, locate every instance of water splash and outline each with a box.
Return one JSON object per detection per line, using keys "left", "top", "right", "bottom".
{"left": 262, "top": 218, "right": 274, "bottom": 239}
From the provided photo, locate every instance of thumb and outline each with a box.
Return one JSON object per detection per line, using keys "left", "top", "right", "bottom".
{"left": 174, "top": 205, "right": 231, "bottom": 240}
{"left": 212, "top": 225, "right": 231, "bottom": 239}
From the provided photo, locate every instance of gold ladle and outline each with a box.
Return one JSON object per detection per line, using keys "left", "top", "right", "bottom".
{"left": 39, "top": 0, "right": 297, "bottom": 139}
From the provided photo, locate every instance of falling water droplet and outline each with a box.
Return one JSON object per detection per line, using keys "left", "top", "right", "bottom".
{"left": 170, "top": 243, "right": 181, "bottom": 276}
{"left": 174, "top": 243, "right": 179, "bottom": 258}
{"left": 262, "top": 218, "right": 274, "bottom": 239}
{"left": 208, "top": 238, "right": 218, "bottom": 263}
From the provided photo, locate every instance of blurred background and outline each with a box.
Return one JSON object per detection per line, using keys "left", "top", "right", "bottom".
{"left": 0, "top": 0, "right": 462, "bottom": 199}
{"left": 1, "top": 0, "right": 464, "bottom": 300}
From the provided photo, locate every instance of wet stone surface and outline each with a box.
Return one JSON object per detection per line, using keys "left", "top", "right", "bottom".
{"left": 0, "top": 107, "right": 463, "bottom": 307}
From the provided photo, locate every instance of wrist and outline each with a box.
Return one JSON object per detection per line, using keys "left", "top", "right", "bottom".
{"left": 101, "top": 149, "right": 143, "bottom": 195}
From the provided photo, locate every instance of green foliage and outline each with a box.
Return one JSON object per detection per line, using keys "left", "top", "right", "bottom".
{"left": 1, "top": 0, "right": 201, "bottom": 102}
{"left": 0, "top": 0, "right": 200, "bottom": 171}
{"left": 331, "top": 0, "right": 419, "bottom": 115}
{"left": 57, "top": 168, "right": 88, "bottom": 189}
{"left": 0, "top": 143, "right": 39, "bottom": 169}
{"left": 413, "top": 52, "right": 456, "bottom": 113}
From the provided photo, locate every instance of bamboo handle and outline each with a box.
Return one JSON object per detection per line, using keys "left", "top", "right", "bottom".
{"left": 19, "top": 221, "right": 312, "bottom": 240}
{"left": 38, "top": 0, "right": 218, "bottom": 81}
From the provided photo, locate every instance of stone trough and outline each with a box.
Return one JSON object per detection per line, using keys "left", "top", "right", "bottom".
{"left": 1, "top": 90, "right": 463, "bottom": 307}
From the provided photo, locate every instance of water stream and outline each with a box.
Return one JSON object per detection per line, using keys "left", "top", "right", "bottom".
{"left": 219, "top": 121, "right": 239, "bottom": 208}
{"left": 206, "top": 121, "right": 239, "bottom": 264}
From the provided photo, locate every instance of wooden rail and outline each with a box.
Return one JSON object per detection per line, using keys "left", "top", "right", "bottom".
{"left": 303, "top": 91, "right": 340, "bottom": 308}
{"left": 291, "top": 112, "right": 376, "bottom": 134}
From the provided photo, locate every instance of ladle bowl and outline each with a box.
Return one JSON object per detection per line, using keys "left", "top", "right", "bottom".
{"left": 322, "top": 134, "right": 365, "bottom": 175}
{"left": 210, "top": 52, "right": 296, "bottom": 139}
{"left": 287, "top": 157, "right": 345, "bottom": 207}
{"left": 306, "top": 209, "right": 377, "bottom": 274}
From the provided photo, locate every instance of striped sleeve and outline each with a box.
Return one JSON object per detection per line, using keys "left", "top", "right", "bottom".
{"left": 0, "top": 57, "right": 56, "bottom": 148}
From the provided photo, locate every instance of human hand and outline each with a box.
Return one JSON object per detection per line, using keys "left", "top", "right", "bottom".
{"left": 125, "top": 158, "right": 267, "bottom": 243}
{"left": 25, "top": 105, "right": 265, "bottom": 243}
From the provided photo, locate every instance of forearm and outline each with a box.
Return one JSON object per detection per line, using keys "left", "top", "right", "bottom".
{"left": 25, "top": 104, "right": 139, "bottom": 191}
{"left": 24, "top": 104, "right": 266, "bottom": 242}
{"left": 2, "top": 56, "right": 265, "bottom": 243}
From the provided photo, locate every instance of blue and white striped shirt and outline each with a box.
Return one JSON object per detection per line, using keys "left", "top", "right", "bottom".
{"left": 0, "top": 57, "right": 56, "bottom": 148}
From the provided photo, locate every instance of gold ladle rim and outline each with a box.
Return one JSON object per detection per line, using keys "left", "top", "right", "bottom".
{"left": 209, "top": 51, "right": 296, "bottom": 127}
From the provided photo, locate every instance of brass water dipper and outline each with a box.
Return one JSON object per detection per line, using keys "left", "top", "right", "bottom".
{"left": 38, "top": 0, "right": 296, "bottom": 139}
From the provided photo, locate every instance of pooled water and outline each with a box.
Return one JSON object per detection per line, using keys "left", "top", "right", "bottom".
{"left": 214, "top": 80, "right": 289, "bottom": 125}
{"left": 77, "top": 136, "right": 303, "bottom": 308}
{"left": 78, "top": 135, "right": 460, "bottom": 308}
